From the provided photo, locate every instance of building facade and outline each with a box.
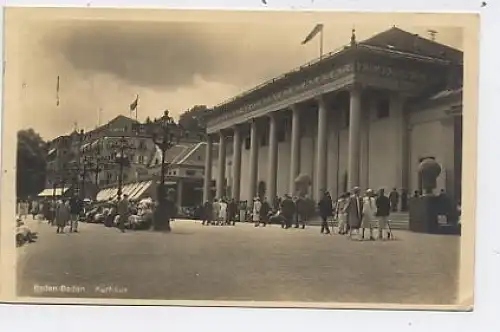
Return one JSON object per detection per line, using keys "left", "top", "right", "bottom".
{"left": 204, "top": 27, "right": 463, "bottom": 207}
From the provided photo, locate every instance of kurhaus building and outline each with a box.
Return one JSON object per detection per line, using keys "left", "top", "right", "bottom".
{"left": 203, "top": 27, "right": 463, "bottom": 207}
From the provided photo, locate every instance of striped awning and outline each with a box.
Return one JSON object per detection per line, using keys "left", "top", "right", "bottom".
{"left": 129, "top": 181, "right": 153, "bottom": 201}
{"left": 95, "top": 180, "right": 155, "bottom": 202}
{"left": 38, "top": 187, "right": 70, "bottom": 197}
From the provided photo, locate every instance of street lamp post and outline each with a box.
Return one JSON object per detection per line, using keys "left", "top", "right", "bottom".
{"left": 133, "top": 110, "right": 183, "bottom": 232}
{"left": 110, "top": 136, "right": 134, "bottom": 200}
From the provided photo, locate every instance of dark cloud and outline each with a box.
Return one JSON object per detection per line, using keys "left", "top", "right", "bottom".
{"left": 42, "top": 20, "right": 303, "bottom": 89}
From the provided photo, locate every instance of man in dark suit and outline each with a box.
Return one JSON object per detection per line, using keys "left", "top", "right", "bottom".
{"left": 318, "top": 191, "right": 333, "bottom": 234}
{"left": 375, "top": 188, "right": 391, "bottom": 240}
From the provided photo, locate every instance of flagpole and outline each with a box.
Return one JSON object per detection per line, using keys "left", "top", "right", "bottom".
{"left": 319, "top": 27, "right": 324, "bottom": 59}
{"left": 135, "top": 94, "right": 138, "bottom": 121}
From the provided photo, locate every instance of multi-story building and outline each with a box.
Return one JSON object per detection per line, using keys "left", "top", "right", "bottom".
{"left": 41, "top": 114, "right": 213, "bottom": 207}
{"left": 204, "top": 27, "right": 464, "bottom": 208}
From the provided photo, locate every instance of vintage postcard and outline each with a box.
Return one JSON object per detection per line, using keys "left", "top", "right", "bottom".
{"left": 0, "top": 7, "right": 478, "bottom": 310}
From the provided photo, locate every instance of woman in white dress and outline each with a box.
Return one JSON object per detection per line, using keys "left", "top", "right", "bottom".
{"left": 212, "top": 200, "right": 220, "bottom": 225}
{"left": 219, "top": 199, "right": 228, "bottom": 226}
{"left": 252, "top": 197, "right": 262, "bottom": 226}
{"left": 336, "top": 193, "right": 349, "bottom": 235}
{"left": 361, "top": 189, "right": 376, "bottom": 241}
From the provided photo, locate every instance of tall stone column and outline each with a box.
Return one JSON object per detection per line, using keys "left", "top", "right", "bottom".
{"left": 359, "top": 99, "right": 370, "bottom": 190}
{"left": 289, "top": 105, "right": 301, "bottom": 195}
{"left": 232, "top": 125, "right": 242, "bottom": 201}
{"left": 315, "top": 96, "right": 328, "bottom": 200}
{"left": 391, "top": 93, "right": 409, "bottom": 190}
{"left": 203, "top": 134, "right": 213, "bottom": 202}
{"left": 248, "top": 119, "right": 259, "bottom": 202}
{"left": 347, "top": 86, "right": 362, "bottom": 190}
{"left": 267, "top": 113, "right": 278, "bottom": 205}
{"left": 216, "top": 131, "right": 226, "bottom": 199}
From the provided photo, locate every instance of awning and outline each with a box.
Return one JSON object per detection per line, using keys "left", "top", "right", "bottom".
{"left": 95, "top": 181, "right": 154, "bottom": 202}
{"left": 38, "top": 187, "right": 70, "bottom": 197}
{"left": 130, "top": 181, "right": 153, "bottom": 201}
{"left": 80, "top": 143, "right": 90, "bottom": 151}
{"left": 127, "top": 182, "right": 142, "bottom": 197}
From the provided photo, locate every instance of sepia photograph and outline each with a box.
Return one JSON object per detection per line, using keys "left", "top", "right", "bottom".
{"left": 1, "top": 7, "right": 478, "bottom": 309}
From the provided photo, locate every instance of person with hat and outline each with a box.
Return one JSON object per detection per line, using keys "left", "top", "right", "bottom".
{"left": 318, "top": 191, "right": 333, "bottom": 234}
{"left": 252, "top": 197, "right": 262, "bottom": 227}
{"left": 336, "top": 192, "right": 350, "bottom": 235}
{"left": 375, "top": 188, "right": 391, "bottom": 239}
{"left": 280, "top": 194, "right": 295, "bottom": 229}
{"left": 361, "top": 189, "right": 376, "bottom": 241}
{"left": 345, "top": 187, "right": 363, "bottom": 239}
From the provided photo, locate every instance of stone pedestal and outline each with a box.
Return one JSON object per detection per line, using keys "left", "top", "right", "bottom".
{"left": 409, "top": 196, "right": 461, "bottom": 235}
{"left": 409, "top": 196, "right": 439, "bottom": 233}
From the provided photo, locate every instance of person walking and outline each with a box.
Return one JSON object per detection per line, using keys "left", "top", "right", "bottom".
{"left": 239, "top": 200, "right": 247, "bottom": 223}
{"left": 345, "top": 187, "right": 363, "bottom": 239}
{"left": 228, "top": 199, "right": 237, "bottom": 226}
{"left": 375, "top": 188, "right": 391, "bottom": 240}
{"left": 55, "top": 200, "right": 70, "bottom": 234}
{"left": 219, "top": 198, "right": 228, "bottom": 226}
{"left": 258, "top": 197, "right": 271, "bottom": 227}
{"left": 389, "top": 188, "right": 399, "bottom": 212}
{"left": 361, "top": 189, "right": 376, "bottom": 241}
{"left": 336, "top": 193, "right": 349, "bottom": 235}
{"left": 280, "top": 194, "right": 294, "bottom": 229}
{"left": 318, "top": 191, "right": 333, "bottom": 234}
{"left": 252, "top": 197, "right": 262, "bottom": 227}
{"left": 117, "top": 194, "right": 130, "bottom": 233}
{"left": 202, "top": 200, "right": 213, "bottom": 226}
{"left": 212, "top": 199, "right": 220, "bottom": 225}
{"left": 69, "top": 194, "right": 82, "bottom": 233}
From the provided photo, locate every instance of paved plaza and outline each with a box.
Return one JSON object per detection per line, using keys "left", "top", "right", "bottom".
{"left": 17, "top": 217, "right": 460, "bottom": 305}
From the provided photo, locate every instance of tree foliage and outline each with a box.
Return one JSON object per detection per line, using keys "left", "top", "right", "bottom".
{"left": 17, "top": 129, "right": 47, "bottom": 199}
{"left": 178, "top": 105, "right": 210, "bottom": 132}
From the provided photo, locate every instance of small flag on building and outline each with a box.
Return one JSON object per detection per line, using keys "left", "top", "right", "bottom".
{"left": 56, "top": 76, "right": 60, "bottom": 106}
{"left": 130, "top": 94, "right": 139, "bottom": 112}
{"left": 301, "top": 23, "right": 324, "bottom": 45}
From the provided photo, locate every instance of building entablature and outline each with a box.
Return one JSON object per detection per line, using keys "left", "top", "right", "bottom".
{"left": 206, "top": 50, "right": 450, "bottom": 134}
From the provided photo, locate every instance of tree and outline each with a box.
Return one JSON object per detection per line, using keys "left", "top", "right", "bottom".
{"left": 178, "top": 105, "right": 210, "bottom": 132}
{"left": 17, "top": 129, "right": 47, "bottom": 199}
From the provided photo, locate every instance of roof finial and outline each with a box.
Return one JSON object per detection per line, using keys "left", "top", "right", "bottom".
{"left": 350, "top": 27, "right": 357, "bottom": 46}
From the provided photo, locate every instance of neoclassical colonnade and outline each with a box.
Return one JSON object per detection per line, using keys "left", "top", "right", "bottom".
{"left": 202, "top": 85, "right": 392, "bottom": 205}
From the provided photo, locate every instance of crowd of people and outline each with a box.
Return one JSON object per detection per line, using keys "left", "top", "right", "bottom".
{"left": 196, "top": 186, "right": 457, "bottom": 240}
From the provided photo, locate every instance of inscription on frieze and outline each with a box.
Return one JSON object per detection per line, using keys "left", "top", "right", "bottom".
{"left": 234, "top": 63, "right": 355, "bottom": 115}
{"left": 355, "top": 62, "right": 427, "bottom": 82}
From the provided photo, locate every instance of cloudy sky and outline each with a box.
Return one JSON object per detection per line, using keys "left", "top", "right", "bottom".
{"left": 6, "top": 9, "right": 463, "bottom": 140}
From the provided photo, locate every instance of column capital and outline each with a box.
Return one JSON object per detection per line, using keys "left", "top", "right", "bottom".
{"left": 267, "top": 111, "right": 278, "bottom": 120}
{"left": 347, "top": 83, "right": 364, "bottom": 94}
{"left": 290, "top": 103, "right": 302, "bottom": 114}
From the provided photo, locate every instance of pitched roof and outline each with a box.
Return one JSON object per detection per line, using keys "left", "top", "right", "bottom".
{"left": 209, "top": 26, "right": 462, "bottom": 117}
{"left": 359, "top": 27, "right": 462, "bottom": 63}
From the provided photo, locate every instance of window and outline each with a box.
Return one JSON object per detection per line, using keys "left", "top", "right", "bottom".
{"left": 139, "top": 140, "right": 146, "bottom": 150}
{"left": 376, "top": 99, "right": 390, "bottom": 119}
{"left": 138, "top": 155, "right": 145, "bottom": 164}
{"left": 244, "top": 136, "right": 251, "bottom": 150}
{"left": 197, "top": 155, "right": 202, "bottom": 161}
